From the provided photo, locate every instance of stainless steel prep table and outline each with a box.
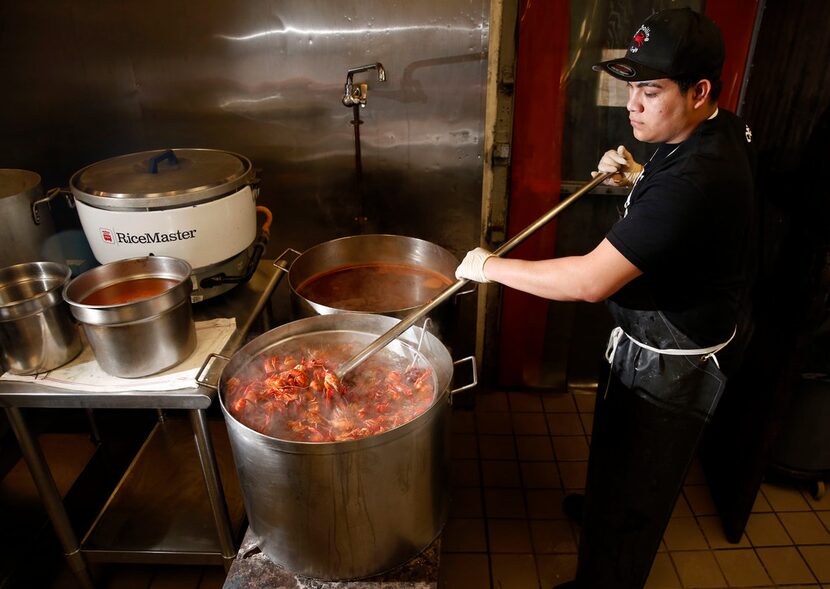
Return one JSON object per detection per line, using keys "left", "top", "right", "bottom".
{"left": 0, "top": 259, "right": 284, "bottom": 589}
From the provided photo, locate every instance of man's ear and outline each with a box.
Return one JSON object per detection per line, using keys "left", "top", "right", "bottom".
{"left": 691, "top": 79, "right": 712, "bottom": 108}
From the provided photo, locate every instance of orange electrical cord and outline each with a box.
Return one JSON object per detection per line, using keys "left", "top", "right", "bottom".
{"left": 256, "top": 205, "right": 273, "bottom": 238}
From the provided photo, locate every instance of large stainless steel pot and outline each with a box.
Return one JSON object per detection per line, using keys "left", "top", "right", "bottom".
{"left": 63, "top": 256, "right": 196, "bottom": 378}
{"left": 0, "top": 261, "right": 82, "bottom": 374}
{"left": 286, "top": 234, "right": 462, "bottom": 339}
{"left": 0, "top": 170, "right": 60, "bottom": 269}
{"left": 210, "top": 313, "right": 473, "bottom": 580}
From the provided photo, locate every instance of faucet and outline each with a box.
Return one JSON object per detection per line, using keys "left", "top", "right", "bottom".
{"left": 342, "top": 62, "right": 386, "bottom": 107}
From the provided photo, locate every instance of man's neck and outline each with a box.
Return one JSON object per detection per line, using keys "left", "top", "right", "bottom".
{"left": 667, "top": 102, "right": 719, "bottom": 144}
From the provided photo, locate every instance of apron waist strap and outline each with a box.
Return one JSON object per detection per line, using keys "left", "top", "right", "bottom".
{"left": 606, "top": 326, "right": 737, "bottom": 369}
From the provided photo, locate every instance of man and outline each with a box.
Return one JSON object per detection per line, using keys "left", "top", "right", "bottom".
{"left": 456, "top": 7, "right": 755, "bottom": 589}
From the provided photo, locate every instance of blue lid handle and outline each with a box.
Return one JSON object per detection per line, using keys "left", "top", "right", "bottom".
{"left": 148, "top": 149, "right": 179, "bottom": 174}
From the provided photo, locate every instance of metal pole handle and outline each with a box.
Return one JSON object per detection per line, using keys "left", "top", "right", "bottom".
{"left": 334, "top": 172, "right": 611, "bottom": 379}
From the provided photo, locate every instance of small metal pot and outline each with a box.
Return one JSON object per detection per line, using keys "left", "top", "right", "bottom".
{"left": 207, "top": 313, "right": 475, "bottom": 580}
{"left": 63, "top": 256, "right": 196, "bottom": 378}
{"left": 0, "top": 261, "right": 82, "bottom": 374}
{"left": 285, "top": 235, "right": 462, "bottom": 339}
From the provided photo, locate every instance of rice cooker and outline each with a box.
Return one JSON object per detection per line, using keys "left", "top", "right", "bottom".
{"left": 70, "top": 148, "right": 264, "bottom": 302}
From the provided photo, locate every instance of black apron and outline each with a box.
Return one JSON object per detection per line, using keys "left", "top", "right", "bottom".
{"left": 604, "top": 301, "right": 733, "bottom": 421}
{"left": 574, "top": 302, "right": 734, "bottom": 589}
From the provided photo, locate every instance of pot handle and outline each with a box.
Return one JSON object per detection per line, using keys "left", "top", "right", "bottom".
{"left": 31, "top": 187, "right": 72, "bottom": 225}
{"left": 454, "top": 284, "right": 477, "bottom": 301}
{"left": 450, "top": 355, "right": 478, "bottom": 394}
{"left": 273, "top": 248, "right": 303, "bottom": 273}
{"left": 195, "top": 353, "right": 231, "bottom": 390}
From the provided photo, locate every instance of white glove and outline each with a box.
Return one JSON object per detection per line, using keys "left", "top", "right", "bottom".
{"left": 455, "top": 247, "right": 494, "bottom": 283}
{"left": 591, "top": 145, "right": 643, "bottom": 187}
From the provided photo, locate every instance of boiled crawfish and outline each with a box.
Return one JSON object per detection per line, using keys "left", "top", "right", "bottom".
{"left": 225, "top": 350, "right": 434, "bottom": 443}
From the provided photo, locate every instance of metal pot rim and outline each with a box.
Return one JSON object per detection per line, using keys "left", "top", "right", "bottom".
{"left": 0, "top": 168, "right": 42, "bottom": 201}
{"left": 217, "top": 314, "right": 453, "bottom": 450}
{"left": 69, "top": 148, "right": 255, "bottom": 210}
{"left": 63, "top": 255, "right": 193, "bottom": 325}
{"left": 0, "top": 261, "right": 72, "bottom": 321}
{"left": 288, "top": 233, "right": 456, "bottom": 284}
{"left": 287, "top": 234, "right": 458, "bottom": 315}
{"left": 293, "top": 233, "right": 449, "bottom": 254}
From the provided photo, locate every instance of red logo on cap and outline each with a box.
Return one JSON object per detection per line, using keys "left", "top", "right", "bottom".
{"left": 630, "top": 25, "right": 650, "bottom": 53}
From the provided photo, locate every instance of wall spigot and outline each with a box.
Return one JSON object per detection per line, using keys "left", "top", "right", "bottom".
{"left": 342, "top": 62, "right": 386, "bottom": 107}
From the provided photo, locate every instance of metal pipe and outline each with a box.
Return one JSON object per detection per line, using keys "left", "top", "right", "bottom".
{"left": 5, "top": 407, "right": 96, "bottom": 589}
{"left": 335, "top": 172, "right": 612, "bottom": 378}
{"left": 189, "top": 409, "right": 236, "bottom": 569}
{"left": 351, "top": 104, "right": 366, "bottom": 233}
{"left": 347, "top": 62, "right": 387, "bottom": 82}
{"left": 221, "top": 260, "right": 286, "bottom": 354}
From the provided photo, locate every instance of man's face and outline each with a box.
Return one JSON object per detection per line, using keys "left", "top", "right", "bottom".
{"left": 626, "top": 79, "right": 697, "bottom": 144}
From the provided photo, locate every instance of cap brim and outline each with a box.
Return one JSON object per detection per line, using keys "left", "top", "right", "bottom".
{"left": 592, "top": 58, "right": 669, "bottom": 82}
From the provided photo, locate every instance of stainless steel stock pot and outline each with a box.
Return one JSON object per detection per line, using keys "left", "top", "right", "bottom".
{"left": 284, "top": 234, "right": 462, "bottom": 339}
{"left": 63, "top": 256, "right": 195, "bottom": 378}
{"left": 0, "top": 261, "right": 81, "bottom": 374}
{"left": 206, "top": 313, "right": 476, "bottom": 580}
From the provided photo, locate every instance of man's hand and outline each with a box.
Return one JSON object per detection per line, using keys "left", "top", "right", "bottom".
{"left": 592, "top": 145, "right": 643, "bottom": 187}
{"left": 455, "top": 247, "right": 494, "bottom": 283}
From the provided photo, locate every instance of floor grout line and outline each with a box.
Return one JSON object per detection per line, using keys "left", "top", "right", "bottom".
{"left": 442, "top": 389, "right": 830, "bottom": 589}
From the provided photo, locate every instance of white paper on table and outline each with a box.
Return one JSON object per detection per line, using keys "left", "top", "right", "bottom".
{"left": 0, "top": 318, "right": 236, "bottom": 392}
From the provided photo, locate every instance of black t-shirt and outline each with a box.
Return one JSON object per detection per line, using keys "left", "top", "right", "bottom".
{"left": 606, "top": 109, "right": 756, "bottom": 346}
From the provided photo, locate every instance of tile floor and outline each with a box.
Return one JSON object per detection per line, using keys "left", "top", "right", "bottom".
{"left": 47, "top": 563, "right": 227, "bottom": 589}
{"left": 439, "top": 389, "right": 830, "bottom": 589}
{"left": 6, "top": 389, "right": 830, "bottom": 588}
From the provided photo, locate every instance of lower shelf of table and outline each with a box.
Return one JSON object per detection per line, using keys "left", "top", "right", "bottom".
{"left": 80, "top": 416, "right": 245, "bottom": 565}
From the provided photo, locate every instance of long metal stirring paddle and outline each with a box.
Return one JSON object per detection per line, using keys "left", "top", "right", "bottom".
{"left": 335, "top": 172, "right": 612, "bottom": 379}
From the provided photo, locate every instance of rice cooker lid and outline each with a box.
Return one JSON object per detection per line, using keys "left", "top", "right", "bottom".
{"left": 0, "top": 169, "right": 42, "bottom": 201}
{"left": 70, "top": 148, "right": 254, "bottom": 210}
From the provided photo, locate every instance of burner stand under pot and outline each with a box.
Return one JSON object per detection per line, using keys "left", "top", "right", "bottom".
{"left": 222, "top": 527, "right": 440, "bottom": 589}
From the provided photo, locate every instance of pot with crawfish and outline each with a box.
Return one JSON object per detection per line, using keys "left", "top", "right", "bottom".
{"left": 283, "top": 234, "right": 465, "bottom": 340}
{"left": 202, "top": 313, "right": 475, "bottom": 580}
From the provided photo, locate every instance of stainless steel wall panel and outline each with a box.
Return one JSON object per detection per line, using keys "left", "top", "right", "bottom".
{"left": 0, "top": 1, "right": 489, "bottom": 265}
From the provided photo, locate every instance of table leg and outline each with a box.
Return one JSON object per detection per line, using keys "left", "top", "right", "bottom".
{"left": 189, "top": 409, "right": 237, "bottom": 570}
{"left": 84, "top": 409, "right": 101, "bottom": 444}
{"left": 5, "top": 407, "right": 96, "bottom": 589}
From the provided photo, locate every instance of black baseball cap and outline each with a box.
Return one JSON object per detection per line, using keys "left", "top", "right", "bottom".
{"left": 592, "top": 7, "right": 724, "bottom": 82}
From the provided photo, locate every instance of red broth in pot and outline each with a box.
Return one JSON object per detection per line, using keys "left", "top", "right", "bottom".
{"left": 80, "top": 277, "right": 179, "bottom": 306}
{"left": 296, "top": 262, "right": 452, "bottom": 312}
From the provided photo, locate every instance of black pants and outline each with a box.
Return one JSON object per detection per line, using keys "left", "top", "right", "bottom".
{"left": 575, "top": 368, "right": 708, "bottom": 589}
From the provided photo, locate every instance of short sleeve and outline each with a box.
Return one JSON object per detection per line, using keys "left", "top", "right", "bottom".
{"left": 606, "top": 177, "right": 707, "bottom": 273}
